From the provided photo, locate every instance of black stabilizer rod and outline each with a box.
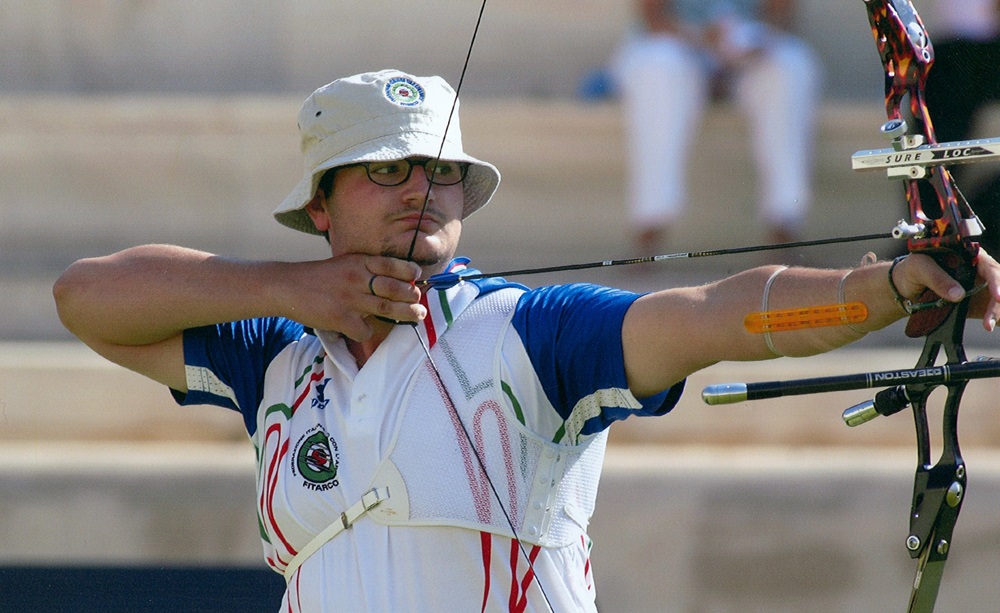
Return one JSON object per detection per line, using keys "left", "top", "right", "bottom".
{"left": 702, "top": 358, "right": 1000, "bottom": 406}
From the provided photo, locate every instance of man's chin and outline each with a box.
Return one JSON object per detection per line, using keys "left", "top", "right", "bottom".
{"left": 380, "top": 248, "right": 444, "bottom": 268}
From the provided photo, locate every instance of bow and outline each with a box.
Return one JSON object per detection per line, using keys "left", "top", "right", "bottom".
{"left": 703, "top": 2, "right": 999, "bottom": 610}
{"left": 830, "top": 4, "right": 980, "bottom": 610}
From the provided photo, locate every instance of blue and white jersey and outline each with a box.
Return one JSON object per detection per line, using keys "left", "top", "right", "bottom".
{"left": 173, "top": 259, "right": 683, "bottom": 612}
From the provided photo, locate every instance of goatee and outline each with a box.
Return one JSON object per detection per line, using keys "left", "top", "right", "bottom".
{"left": 381, "top": 247, "right": 440, "bottom": 268}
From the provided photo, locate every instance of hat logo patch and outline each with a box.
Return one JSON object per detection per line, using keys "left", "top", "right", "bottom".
{"left": 384, "top": 77, "right": 425, "bottom": 107}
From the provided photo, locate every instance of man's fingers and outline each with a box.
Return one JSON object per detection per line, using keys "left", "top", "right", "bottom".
{"left": 366, "top": 273, "right": 422, "bottom": 303}
{"left": 896, "top": 254, "right": 965, "bottom": 303}
{"left": 365, "top": 273, "right": 424, "bottom": 319}
{"left": 900, "top": 252, "right": 1000, "bottom": 332}
{"left": 364, "top": 293, "right": 427, "bottom": 324}
{"left": 974, "top": 250, "right": 1000, "bottom": 331}
{"left": 365, "top": 255, "right": 422, "bottom": 283}
{"left": 364, "top": 271, "right": 426, "bottom": 323}
{"left": 354, "top": 255, "right": 426, "bottom": 323}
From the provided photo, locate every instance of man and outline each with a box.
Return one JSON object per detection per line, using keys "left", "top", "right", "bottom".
{"left": 53, "top": 70, "right": 1000, "bottom": 612}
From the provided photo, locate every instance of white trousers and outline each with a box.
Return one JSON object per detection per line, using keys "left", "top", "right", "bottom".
{"left": 613, "top": 33, "right": 820, "bottom": 231}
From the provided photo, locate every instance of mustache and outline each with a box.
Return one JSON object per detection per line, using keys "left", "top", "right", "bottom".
{"left": 394, "top": 204, "right": 446, "bottom": 223}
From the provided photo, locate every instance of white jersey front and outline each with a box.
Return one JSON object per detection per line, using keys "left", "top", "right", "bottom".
{"left": 174, "top": 260, "right": 683, "bottom": 612}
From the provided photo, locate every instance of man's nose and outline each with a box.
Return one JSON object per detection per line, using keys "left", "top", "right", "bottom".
{"left": 401, "top": 165, "right": 433, "bottom": 197}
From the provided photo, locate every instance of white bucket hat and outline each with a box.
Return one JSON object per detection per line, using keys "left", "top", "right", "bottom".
{"left": 274, "top": 70, "right": 501, "bottom": 235}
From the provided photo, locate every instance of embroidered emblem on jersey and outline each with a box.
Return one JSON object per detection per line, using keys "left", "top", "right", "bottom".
{"left": 291, "top": 424, "right": 340, "bottom": 491}
{"left": 383, "top": 76, "right": 425, "bottom": 107}
{"left": 311, "top": 378, "right": 331, "bottom": 410}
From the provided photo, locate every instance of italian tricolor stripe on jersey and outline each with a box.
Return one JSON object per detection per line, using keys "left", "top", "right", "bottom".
{"left": 256, "top": 354, "right": 326, "bottom": 570}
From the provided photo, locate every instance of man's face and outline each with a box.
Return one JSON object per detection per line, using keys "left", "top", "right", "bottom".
{"left": 312, "top": 158, "right": 466, "bottom": 274}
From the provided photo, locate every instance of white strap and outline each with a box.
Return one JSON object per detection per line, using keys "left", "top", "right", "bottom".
{"left": 283, "top": 486, "right": 390, "bottom": 584}
{"left": 761, "top": 266, "right": 788, "bottom": 357}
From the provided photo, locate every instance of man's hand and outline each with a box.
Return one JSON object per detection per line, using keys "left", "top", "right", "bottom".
{"left": 278, "top": 255, "right": 426, "bottom": 341}
{"left": 973, "top": 251, "right": 1000, "bottom": 331}
{"left": 891, "top": 251, "right": 1000, "bottom": 332}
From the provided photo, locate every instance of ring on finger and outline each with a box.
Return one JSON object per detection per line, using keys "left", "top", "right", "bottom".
{"left": 368, "top": 274, "right": 379, "bottom": 297}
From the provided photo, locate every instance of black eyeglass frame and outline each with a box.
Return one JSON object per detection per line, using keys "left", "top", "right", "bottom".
{"left": 340, "top": 157, "right": 470, "bottom": 187}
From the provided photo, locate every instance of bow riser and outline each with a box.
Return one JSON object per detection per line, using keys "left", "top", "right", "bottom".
{"left": 866, "top": 2, "right": 982, "bottom": 610}
{"left": 867, "top": 0, "right": 981, "bottom": 250}
{"left": 866, "top": 0, "right": 981, "bottom": 338}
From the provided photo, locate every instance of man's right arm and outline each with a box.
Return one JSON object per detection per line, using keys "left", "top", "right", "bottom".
{"left": 53, "top": 244, "right": 425, "bottom": 391}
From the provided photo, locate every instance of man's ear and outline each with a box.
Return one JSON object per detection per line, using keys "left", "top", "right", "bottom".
{"left": 304, "top": 194, "right": 331, "bottom": 233}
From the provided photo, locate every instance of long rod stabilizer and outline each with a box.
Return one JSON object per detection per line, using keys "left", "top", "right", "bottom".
{"left": 702, "top": 358, "right": 1000, "bottom": 405}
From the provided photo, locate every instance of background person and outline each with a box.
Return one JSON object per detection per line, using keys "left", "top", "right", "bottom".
{"left": 613, "top": 0, "right": 820, "bottom": 258}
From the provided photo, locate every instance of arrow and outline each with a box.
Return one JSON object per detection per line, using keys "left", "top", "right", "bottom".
{"left": 420, "top": 232, "right": 894, "bottom": 289}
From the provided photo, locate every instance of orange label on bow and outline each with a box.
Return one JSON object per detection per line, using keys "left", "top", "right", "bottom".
{"left": 744, "top": 302, "right": 868, "bottom": 333}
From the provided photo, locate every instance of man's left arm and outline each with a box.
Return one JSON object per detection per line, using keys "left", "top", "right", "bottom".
{"left": 621, "top": 253, "right": 1000, "bottom": 399}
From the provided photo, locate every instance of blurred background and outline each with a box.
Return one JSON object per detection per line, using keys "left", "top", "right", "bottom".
{"left": 2, "top": 0, "right": 1000, "bottom": 610}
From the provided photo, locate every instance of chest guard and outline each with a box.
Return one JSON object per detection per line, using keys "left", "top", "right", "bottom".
{"left": 366, "top": 287, "right": 607, "bottom": 547}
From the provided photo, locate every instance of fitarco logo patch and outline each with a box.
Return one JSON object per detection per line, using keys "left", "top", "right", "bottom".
{"left": 383, "top": 76, "right": 425, "bottom": 107}
{"left": 291, "top": 424, "right": 340, "bottom": 491}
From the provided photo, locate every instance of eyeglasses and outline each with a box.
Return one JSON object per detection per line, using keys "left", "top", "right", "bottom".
{"left": 348, "top": 158, "right": 470, "bottom": 187}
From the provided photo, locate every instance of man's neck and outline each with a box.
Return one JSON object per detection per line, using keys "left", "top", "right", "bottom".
{"left": 346, "top": 318, "right": 397, "bottom": 369}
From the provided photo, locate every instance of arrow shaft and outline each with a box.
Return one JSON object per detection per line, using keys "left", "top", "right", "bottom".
{"left": 421, "top": 232, "right": 894, "bottom": 288}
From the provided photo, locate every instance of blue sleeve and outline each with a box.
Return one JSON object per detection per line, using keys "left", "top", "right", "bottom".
{"left": 511, "top": 283, "right": 684, "bottom": 434}
{"left": 172, "top": 317, "right": 305, "bottom": 434}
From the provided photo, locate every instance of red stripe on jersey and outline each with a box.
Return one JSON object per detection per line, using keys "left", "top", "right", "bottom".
{"left": 292, "top": 367, "right": 325, "bottom": 411}
{"left": 261, "top": 425, "right": 296, "bottom": 559}
{"left": 293, "top": 570, "right": 303, "bottom": 613}
{"left": 507, "top": 538, "right": 541, "bottom": 613}
{"left": 480, "top": 531, "right": 493, "bottom": 613}
{"left": 420, "top": 292, "right": 437, "bottom": 347}
{"left": 264, "top": 366, "right": 326, "bottom": 569}
{"left": 508, "top": 539, "right": 519, "bottom": 611}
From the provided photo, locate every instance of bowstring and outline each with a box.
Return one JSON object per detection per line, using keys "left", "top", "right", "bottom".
{"left": 404, "top": 0, "right": 487, "bottom": 262}
{"left": 403, "top": 1, "right": 557, "bottom": 610}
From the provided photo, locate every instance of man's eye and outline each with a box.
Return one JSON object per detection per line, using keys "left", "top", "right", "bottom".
{"left": 370, "top": 162, "right": 403, "bottom": 175}
{"left": 433, "top": 163, "right": 457, "bottom": 176}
